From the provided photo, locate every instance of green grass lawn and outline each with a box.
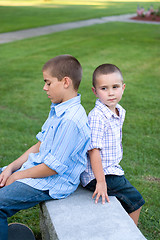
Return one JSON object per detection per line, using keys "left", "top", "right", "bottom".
{"left": 0, "top": 1, "right": 160, "bottom": 33}
{"left": 0, "top": 2, "right": 160, "bottom": 240}
{"left": 0, "top": 21, "right": 159, "bottom": 240}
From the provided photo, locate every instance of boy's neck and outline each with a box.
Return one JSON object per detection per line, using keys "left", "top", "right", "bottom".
{"left": 106, "top": 105, "right": 119, "bottom": 116}
{"left": 62, "top": 91, "right": 77, "bottom": 103}
{"left": 115, "top": 108, "right": 119, "bottom": 116}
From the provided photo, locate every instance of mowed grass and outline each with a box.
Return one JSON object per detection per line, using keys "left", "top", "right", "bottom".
{"left": 0, "top": 1, "right": 160, "bottom": 33}
{"left": 0, "top": 12, "right": 160, "bottom": 240}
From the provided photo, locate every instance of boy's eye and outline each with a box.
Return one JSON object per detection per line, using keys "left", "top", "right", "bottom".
{"left": 113, "top": 85, "right": 119, "bottom": 89}
{"left": 47, "top": 83, "right": 51, "bottom": 86}
{"left": 101, "top": 87, "right": 107, "bottom": 90}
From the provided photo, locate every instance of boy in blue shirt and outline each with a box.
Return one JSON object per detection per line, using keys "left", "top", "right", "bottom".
{"left": 81, "top": 63, "right": 145, "bottom": 225}
{"left": 0, "top": 54, "right": 90, "bottom": 240}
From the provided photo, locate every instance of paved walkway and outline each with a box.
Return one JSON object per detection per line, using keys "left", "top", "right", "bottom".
{"left": 0, "top": 13, "right": 159, "bottom": 44}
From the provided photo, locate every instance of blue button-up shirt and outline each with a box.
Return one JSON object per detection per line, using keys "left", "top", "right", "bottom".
{"left": 81, "top": 99, "right": 125, "bottom": 187}
{"left": 18, "top": 94, "right": 90, "bottom": 199}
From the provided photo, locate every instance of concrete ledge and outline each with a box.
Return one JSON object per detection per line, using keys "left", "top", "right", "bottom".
{"left": 40, "top": 186, "right": 146, "bottom": 240}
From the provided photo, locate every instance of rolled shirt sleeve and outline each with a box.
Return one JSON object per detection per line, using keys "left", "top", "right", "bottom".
{"left": 44, "top": 153, "right": 68, "bottom": 175}
{"left": 88, "top": 113, "right": 105, "bottom": 150}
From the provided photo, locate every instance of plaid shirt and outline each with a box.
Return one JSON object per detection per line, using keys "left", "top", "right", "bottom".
{"left": 81, "top": 99, "right": 125, "bottom": 187}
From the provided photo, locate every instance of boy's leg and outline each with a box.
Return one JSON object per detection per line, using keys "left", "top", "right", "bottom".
{"left": 0, "top": 181, "right": 52, "bottom": 240}
{"left": 129, "top": 207, "right": 142, "bottom": 225}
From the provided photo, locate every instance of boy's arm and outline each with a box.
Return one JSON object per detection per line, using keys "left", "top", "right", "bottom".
{"left": 5, "top": 163, "right": 57, "bottom": 186}
{"left": 0, "top": 141, "right": 41, "bottom": 187}
{"left": 89, "top": 148, "right": 110, "bottom": 204}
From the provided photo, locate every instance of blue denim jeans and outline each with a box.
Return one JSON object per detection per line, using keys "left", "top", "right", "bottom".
{"left": 0, "top": 168, "right": 52, "bottom": 240}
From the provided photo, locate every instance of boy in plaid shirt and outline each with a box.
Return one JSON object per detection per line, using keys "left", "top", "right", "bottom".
{"left": 81, "top": 63, "right": 145, "bottom": 225}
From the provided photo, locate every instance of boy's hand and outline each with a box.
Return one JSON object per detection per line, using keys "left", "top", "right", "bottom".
{"left": 92, "top": 181, "right": 110, "bottom": 204}
{"left": 0, "top": 167, "right": 12, "bottom": 187}
{"left": 5, "top": 172, "right": 18, "bottom": 186}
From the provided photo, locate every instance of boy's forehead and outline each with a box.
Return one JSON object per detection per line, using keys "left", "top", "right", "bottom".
{"left": 96, "top": 72, "right": 123, "bottom": 83}
{"left": 43, "top": 70, "right": 56, "bottom": 80}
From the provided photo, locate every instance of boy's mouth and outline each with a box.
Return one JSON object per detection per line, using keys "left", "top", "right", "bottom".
{"left": 108, "top": 98, "right": 116, "bottom": 101}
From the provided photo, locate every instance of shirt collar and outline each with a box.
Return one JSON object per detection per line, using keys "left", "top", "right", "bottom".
{"left": 50, "top": 94, "right": 81, "bottom": 117}
{"left": 95, "top": 99, "right": 123, "bottom": 119}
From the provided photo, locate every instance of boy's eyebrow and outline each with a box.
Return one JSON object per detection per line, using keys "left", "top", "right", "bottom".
{"left": 99, "top": 83, "right": 121, "bottom": 87}
{"left": 44, "top": 79, "right": 50, "bottom": 82}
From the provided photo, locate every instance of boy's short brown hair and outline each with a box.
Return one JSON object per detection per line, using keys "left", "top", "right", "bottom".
{"left": 92, "top": 63, "right": 123, "bottom": 88}
{"left": 42, "top": 55, "right": 82, "bottom": 91}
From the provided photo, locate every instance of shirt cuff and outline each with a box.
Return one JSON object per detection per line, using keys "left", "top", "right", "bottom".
{"left": 44, "top": 153, "right": 68, "bottom": 175}
{"left": 88, "top": 142, "right": 102, "bottom": 150}
{"left": 36, "top": 132, "right": 43, "bottom": 142}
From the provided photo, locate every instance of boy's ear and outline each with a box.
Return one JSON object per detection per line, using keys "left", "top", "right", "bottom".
{"left": 92, "top": 87, "right": 97, "bottom": 97}
{"left": 63, "top": 77, "right": 71, "bottom": 89}
{"left": 122, "top": 83, "right": 126, "bottom": 95}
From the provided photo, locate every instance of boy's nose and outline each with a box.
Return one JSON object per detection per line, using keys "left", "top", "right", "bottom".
{"left": 108, "top": 89, "right": 114, "bottom": 95}
{"left": 43, "top": 83, "right": 47, "bottom": 91}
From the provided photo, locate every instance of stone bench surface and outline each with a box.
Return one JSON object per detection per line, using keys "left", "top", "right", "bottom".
{"left": 40, "top": 186, "right": 146, "bottom": 240}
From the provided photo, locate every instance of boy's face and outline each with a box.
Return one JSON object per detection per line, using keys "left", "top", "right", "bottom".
{"left": 92, "top": 72, "right": 125, "bottom": 113}
{"left": 43, "top": 71, "right": 65, "bottom": 104}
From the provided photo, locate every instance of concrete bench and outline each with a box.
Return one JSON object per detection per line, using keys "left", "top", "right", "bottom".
{"left": 40, "top": 186, "right": 146, "bottom": 240}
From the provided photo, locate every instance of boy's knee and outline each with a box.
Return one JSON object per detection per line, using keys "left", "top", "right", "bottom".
{"left": 0, "top": 207, "right": 7, "bottom": 219}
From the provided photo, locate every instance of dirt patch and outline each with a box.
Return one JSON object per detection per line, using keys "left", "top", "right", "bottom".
{"left": 144, "top": 176, "right": 160, "bottom": 183}
{"left": 131, "top": 15, "right": 160, "bottom": 22}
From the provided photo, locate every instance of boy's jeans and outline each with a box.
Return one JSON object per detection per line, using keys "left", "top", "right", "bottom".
{"left": 0, "top": 168, "right": 52, "bottom": 240}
